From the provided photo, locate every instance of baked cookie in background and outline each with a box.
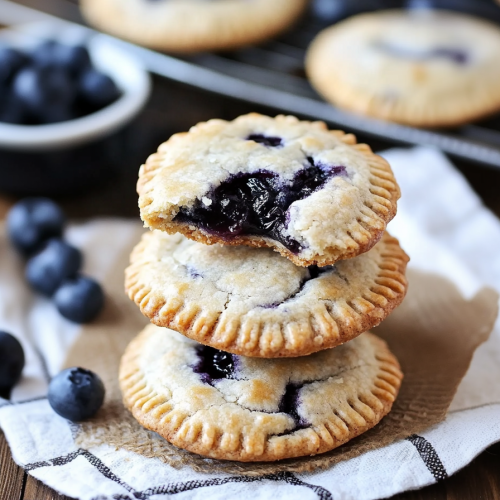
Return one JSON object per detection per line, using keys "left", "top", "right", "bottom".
{"left": 80, "top": 0, "right": 308, "bottom": 53}
{"left": 137, "top": 114, "right": 400, "bottom": 268}
{"left": 125, "top": 231, "right": 408, "bottom": 358}
{"left": 120, "top": 324, "right": 403, "bottom": 461}
{"left": 306, "top": 10, "right": 500, "bottom": 127}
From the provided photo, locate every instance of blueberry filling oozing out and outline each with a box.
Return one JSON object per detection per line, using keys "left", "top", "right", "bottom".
{"left": 193, "top": 345, "right": 236, "bottom": 385}
{"left": 276, "top": 382, "right": 310, "bottom": 435}
{"left": 174, "top": 159, "right": 347, "bottom": 254}
{"left": 262, "top": 264, "right": 336, "bottom": 309}
{"left": 247, "top": 134, "right": 283, "bottom": 147}
{"left": 376, "top": 41, "right": 468, "bottom": 65}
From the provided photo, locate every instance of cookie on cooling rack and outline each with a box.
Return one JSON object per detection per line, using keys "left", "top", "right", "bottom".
{"left": 137, "top": 113, "right": 400, "bottom": 267}
{"left": 120, "top": 324, "right": 403, "bottom": 462}
{"left": 306, "top": 10, "right": 500, "bottom": 127}
{"left": 80, "top": 0, "right": 307, "bottom": 53}
{"left": 125, "top": 230, "right": 408, "bottom": 358}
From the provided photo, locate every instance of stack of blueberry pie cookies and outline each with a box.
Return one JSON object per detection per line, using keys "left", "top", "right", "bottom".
{"left": 120, "top": 113, "right": 409, "bottom": 462}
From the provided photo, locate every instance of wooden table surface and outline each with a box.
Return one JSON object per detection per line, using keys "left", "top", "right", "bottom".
{"left": 1, "top": 1, "right": 500, "bottom": 498}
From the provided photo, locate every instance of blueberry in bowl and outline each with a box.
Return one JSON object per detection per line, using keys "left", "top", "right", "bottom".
{"left": 0, "top": 331, "right": 25, "bottom": 400}
{"left": 48, "top": 367, "right": 105, "bottom": 421}
{"left": 0, "top": 21, "right": 150, "bottom": 195}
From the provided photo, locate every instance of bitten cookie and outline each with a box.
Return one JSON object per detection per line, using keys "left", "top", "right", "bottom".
{"left": 120, "top": 324, "right": 403, "bottom": 462}
{"left": 80, "top": 0, "right": 307, "bottom": 53}
{"left": 138, "top": 113, "right": 400, "bottom": 267}
{"left": 125, "top": 231, "right": 408, "bottom": 357}
{"left": 306, "top": 10, "right": 500, "bottom": 127}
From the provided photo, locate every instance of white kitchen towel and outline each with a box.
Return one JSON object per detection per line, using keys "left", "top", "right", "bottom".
{"left": 1, "top": 147, "right": 500, "bottom": 500}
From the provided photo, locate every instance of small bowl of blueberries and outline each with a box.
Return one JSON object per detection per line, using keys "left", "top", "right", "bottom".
{"left": 0, "top": 20, "right": 151, "bottom": 194}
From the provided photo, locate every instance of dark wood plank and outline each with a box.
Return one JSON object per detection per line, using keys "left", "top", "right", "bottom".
{"left": 392, "top": 442, "right": 500, "bottom": 500}
{"left": 0, "top": 431, "right": 24, "bottom": 500}
{"left": 23, "top": 475, "right": 74, "bottom": 500}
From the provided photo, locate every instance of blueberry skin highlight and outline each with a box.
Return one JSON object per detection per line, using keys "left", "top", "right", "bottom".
{"left": 0, "top": 331, "right": 25, "bottom": 399}
{"left": 78, "top": 69, "right": 120, "bottom": 109}
{"left": 48, "top": 367, "right": 105, "bottom": 421}
{"left": 54, "top": 275, "right": 105, "bottom": 324}
{"left": 25, "top": 239, "right": 82, "bottom": 296}
{"left": 0, "top": 45, "right": 27, "bottom": 84}
{"left": 7, "top": 198, "right": 65, "bottom": 256}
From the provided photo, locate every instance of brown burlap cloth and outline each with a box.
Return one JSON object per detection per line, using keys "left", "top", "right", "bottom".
{"left": 66, "top": 233, "right": 498, "bottom": 475}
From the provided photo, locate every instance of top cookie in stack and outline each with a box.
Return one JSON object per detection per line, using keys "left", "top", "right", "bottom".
{"left": 120, "top": 114, "right": 409, "bottom": 462}
{"left": 137, "top": 113, "right": 400, "bottom": 268}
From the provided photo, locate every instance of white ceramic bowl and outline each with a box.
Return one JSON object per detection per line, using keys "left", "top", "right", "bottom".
{"left": 0, "top": 21, "right": 151, "bottom": 151}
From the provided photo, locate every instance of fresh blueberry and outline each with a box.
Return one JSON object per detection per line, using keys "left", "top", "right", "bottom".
{"left": 0, "top": 85, "right": 25, "bottom": 124}
{"left": 32, "top": 41, "right": 92, "bottom": 76}
{"left": 54, "top": 275, "right": 105, "bottom": 323}
{"left": 25, "top": 239, "right": 82, "bottom": 296}
{"left": 30, "top": 40, "right": 59, "bottom": 69}
{"left": 12, "top": 66, "right": 75, "bottom": 120}
{"left": 37, "top": 102, "right": 75, "bottom": 124}
{"left": 0, "top": 45, "right": 27, "bottom": 85}
{"left": 55, "top": 44, "right": 92, "bottom": 77}
{"left": 311, "top": 0, "right": 350, "bottom": 22}
{"left": 78, "top": 69, "right": 120, "bottom": 108}
{"left": 312, "top": 0, "right": 404, "bottom": 21}
{"left": 0, "top": 331, "right": 25, "bottom": 399}
{"left": 7, "top": 198, "right": 65, "bottom": 256}
{"left": 48, "top": 367, "right": 105, "bottom": 421}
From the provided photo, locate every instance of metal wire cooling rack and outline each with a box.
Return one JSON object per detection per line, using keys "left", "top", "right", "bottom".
{"left": 3, "top": 0, "right": 500, "bottom": 169}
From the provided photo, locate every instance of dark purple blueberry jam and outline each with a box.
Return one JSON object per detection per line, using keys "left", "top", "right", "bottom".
{"left": 308, "top": 264, "right": 335, "bottom": 279}
{"left": 262, "top": 264, "right": 336, "bottom": 309}
{"left": 431, "top": 47, "right": 468, "bottom": 65}
{"left": 186, "top": 266, "right": 202, "bottom": 279}
{"left": 247, "top": 134, "right": 283, "bottom": 147}
{"left": 193, "top": 345, "right": 235, "bottom": 385}
{"left": 174, "top": 160, "right": 347, "bottom": 254}
{"left": 377, "top": 41, "right": 468, "bottom": 65}
{"left": 275, "top": 383, "right": 310, "bottom": 435}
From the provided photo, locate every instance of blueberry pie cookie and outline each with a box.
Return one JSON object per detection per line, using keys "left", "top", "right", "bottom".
{"left": 125, "top": 231, "right": 408, "bottom": 357}
{"left": 120, "top": 324, "right": 402, "bottom": 461}
{"left": 306, "top": 10, "right": 500, "bottom": 127}
{"left": 138, "top": 114, "right": 400, "bottom": 267}
{"left": 80, "top": 0, "right": 307, "bottom": 53}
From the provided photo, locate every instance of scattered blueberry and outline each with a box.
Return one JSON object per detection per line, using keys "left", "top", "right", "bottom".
{"left": 48, "top": 367, "right": 105, "bottom": 421}
{"left": 54, "top": 275, "right": 105, "bottom": 323}
{"left": 7, "top": 198, "right": 65, "bottom": 256}
{"left": 0, "top": 331, "right": 25, "bottom": 399}
{"left": 25, "top": 239, "right": 82, "bottom": 296}
{"left": 78, "top": 69, "right": 121, "bottom": 108}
